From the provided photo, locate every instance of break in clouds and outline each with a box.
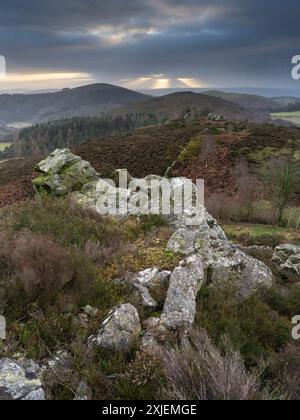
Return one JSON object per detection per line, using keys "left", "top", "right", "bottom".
{"left": 0, "top": 0, "right": 300, "bottom": 88}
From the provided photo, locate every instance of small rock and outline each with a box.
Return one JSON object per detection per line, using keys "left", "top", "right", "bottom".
{"left": 47, "top": 351, "right": 72, "bottom": 375}
{"left": 73, "top": 313, "right": 89, "bottom": 328}
{"left": 88, "top": 304, "right": 141, "bottom": 353}
{"left": 83, "top": 305, "right": 99, "bottom": 318}
{"left": 74, "top": 381, "right": 92, "bottom": 401}
{"left": 272, "top": 244, "right": 300, "bottom": 281}
{"left": 131, "top": 267, "right": 171, "bottom": 289}
{"left": 133, "top": 283, "right": 157, "bottom": 308}
{"left": 0, "top": 358, "right": 45, "bottom": 400}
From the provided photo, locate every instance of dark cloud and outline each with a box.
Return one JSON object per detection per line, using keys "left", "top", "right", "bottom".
{"left": 0, "top": 0, "right": 299, "bottom": 88}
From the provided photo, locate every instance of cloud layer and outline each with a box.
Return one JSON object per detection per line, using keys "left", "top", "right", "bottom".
{"left": 0, "top": 0, "right": 299, "bottom": 89}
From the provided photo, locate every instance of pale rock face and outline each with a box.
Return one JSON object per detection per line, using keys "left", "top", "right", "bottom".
{"left": 36, "top": 148, "right": 81, "bottom": 175}
{"left": 167, "top": 207, "right": 273, "bottom": 297}
{"left": 131, "top": 267, "right": 171, "bottom": 289}
{"left": 133, "top": 283, "right": 157, "bottom": 308}
{"left": 160, "top": 255, "right": 205, "bottom": 331}
{"left": 33, "top": 148, "right": 98, "bottom": 196}
{"left": 122, "top": 267, "right": 170, "bottom": 309}
{"left": 272, "top": 244, "right": 300, "bottom": 281}
{"left": 0, "top": 359, "right": 45, "bottom": 400}
{"left": 88, "top": 304, "right": 141, "bottom": 352}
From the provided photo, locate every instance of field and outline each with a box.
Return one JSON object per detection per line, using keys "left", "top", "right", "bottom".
{"left": 272, "top": 110, "right": 300, "bottom": 125}
{"left": 0, "top": 142, "right": 11, "bottom": 151}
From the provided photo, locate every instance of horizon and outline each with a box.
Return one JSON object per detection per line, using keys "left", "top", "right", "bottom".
{"left": 1, "top": 82, "right": 300, "bottom": 99}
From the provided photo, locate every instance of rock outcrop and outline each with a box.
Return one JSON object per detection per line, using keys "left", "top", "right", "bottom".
{"left": 272, "top": 244, "right": 300, "bottom": 281}
{"left": 160, "top": 255, "right": 205, "bottom": 331}
{"left": 31, "top": 150, "right": 274, "bottom": 348}
{"left": 88, "top": 304, "right": 141, "bottom": 352}
{"left": 33, "top": 148, "right": 98, "bottom": 196}
{"left": 167, "top": 207, "right": 273, "bottom": 297}
{"left": 0, "top": 359, "right": 45, "bottom": 400}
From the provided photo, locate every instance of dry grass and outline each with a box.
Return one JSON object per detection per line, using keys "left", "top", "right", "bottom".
{"left": 163, "top": 329, "right": 276, "bottom": 400}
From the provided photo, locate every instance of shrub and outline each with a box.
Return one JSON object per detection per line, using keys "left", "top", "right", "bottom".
{"left": 0, "top": 198, "right": 127, "bottom": 252}
{"left": 267, "top": 344, "right": 300, "bottom": 400}
{"left": 195, "top": 285, "right": 291, "bottom": 366}
{"left": 163, "top": 329, "right": 273, "bottom": 400}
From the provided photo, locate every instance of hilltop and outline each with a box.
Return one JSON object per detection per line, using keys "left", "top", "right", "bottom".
{"left": 0, "top": 83, "right": 150, "bottom": 125}
{"left": 204, "top": 90, "right": 279, "bottom": 111}
{"left": 111, "top": 91, "right": 269, "bottom": 122}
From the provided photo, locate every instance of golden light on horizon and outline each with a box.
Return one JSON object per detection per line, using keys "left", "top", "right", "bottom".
{"left": 153, "top": 78, "right": 171, "bottom": 89}
{"left": 4, "top": 72, "right": 92, "bottom": 83}
{"left": 122, "top": 75, "right": 205, "bottom": 90}
{"left": 177, "top": 78, "right": 205, "bottom": 88}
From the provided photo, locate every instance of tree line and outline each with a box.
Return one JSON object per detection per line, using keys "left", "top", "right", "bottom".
{"left": 0, "top": 113, "right": 160, "bottom": 159}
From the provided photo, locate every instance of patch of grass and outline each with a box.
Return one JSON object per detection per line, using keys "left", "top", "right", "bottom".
{"left": 178, "top": 135, "right": 202, "bottom": 162}
{"left": 272, "top": 111, "right": 300, "bottom": 126}
{"left": 248, "top": 146, "right": 295, "bottom": 163}
{"left": 223, "top": 223, "right": 300, "bottom": 246}
{"left": 0, "top": 142, "right": 11, "bottom": 151}
{"left": 0, "top": 198, "right": 126, "bottom": 251}
{"left": 196, "top": 285, "right": 291, "bottom": 366}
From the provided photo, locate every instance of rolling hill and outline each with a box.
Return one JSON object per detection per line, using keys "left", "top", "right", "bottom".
{"left": 0, "top": 83, "right": 150, "bottom": 125}
{"left": 204, "top": 90, "right": 280, "bottom": 112}
{"left": 111, "top": 91, "right": 270, "bottom": 122}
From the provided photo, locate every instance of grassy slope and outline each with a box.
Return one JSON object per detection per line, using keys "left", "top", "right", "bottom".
{"left": 272, "top": 111, "right": 300, "bottom": 126}
{"left": 0, "top": 143, "right": 11, "bottom": 151}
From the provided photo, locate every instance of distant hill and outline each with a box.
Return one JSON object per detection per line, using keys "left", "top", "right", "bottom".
{"left": 272, "top": 97, "right": 300, "bottom": 106}
{"left": 111, "top": 92, "right": 270, "bottom": 122}
{"left": 204, "top": 90, "right": 280, "bottom": 112}
{"left": 0, "top": 83, "right": 150, "bottom": 124}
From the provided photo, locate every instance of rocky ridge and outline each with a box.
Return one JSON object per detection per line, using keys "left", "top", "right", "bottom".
{"left": 3, "top": 148, "right": 297, "bottom": 400}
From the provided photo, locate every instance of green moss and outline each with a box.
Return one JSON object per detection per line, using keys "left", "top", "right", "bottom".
{"left": 178, "top": 135, "right": 202, "bottom": 162}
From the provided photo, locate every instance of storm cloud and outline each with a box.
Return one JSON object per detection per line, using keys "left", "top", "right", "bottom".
{"left": 0, "top": 0, "right": 299, "bottom": 89}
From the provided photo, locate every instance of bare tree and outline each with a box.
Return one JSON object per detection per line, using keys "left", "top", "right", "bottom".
{"left": 235, "top": 159, "right": 262, "bottom": 221}
{"left": 262, "top": 155, "right": 300, "bottom": 225}
{"left": 201, "top": 136, "right": 217, "bottom": 168}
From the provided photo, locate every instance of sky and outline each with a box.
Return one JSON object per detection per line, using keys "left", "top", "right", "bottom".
{"left": 0, "top": 0, "right": 299, "bottom": 91}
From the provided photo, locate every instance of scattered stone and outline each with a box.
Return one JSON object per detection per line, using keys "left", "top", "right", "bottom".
{"left": 272, "top": 244, "right": 300, "bottom": 281}
{"left": 73, "top": 313, "right": 89, "bottom": 328}
{"left": 88, "top": 304, "right": 141, "bottom": 353}
{"left": 133, "top": 283, "right": 157, "bottom": 308}
{"left": 74, "top": 381, "right": 92, "bottom": 401}
{"left": 83, "top": 305, "right": 99, "bottom": 318}
{"left": 0, "top": 358, "right": 45, "bottom": 400}
{"left": 47, "top": 350, "right": 73, "bottom": 375}
{"left": 131, "top": 267, "right": 171, "bottom": 289}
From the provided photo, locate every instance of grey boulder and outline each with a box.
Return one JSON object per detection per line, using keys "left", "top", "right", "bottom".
{"left": 167, "top": 207, "right": 273, "bottom": 297}
{"left": 88, "top": 304, "right": 141, "bottom": 352}
{"left": 0, "top": 358, "right": 45, "bottom": 400}
{"left": 272, "top": 244, "right": 300, "bottom": 281}
{"left": 160, "top": 255, "right": 205, "bottom": 331}
{"left": 33, "top": 149, "right": 98, "bottom": 196}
